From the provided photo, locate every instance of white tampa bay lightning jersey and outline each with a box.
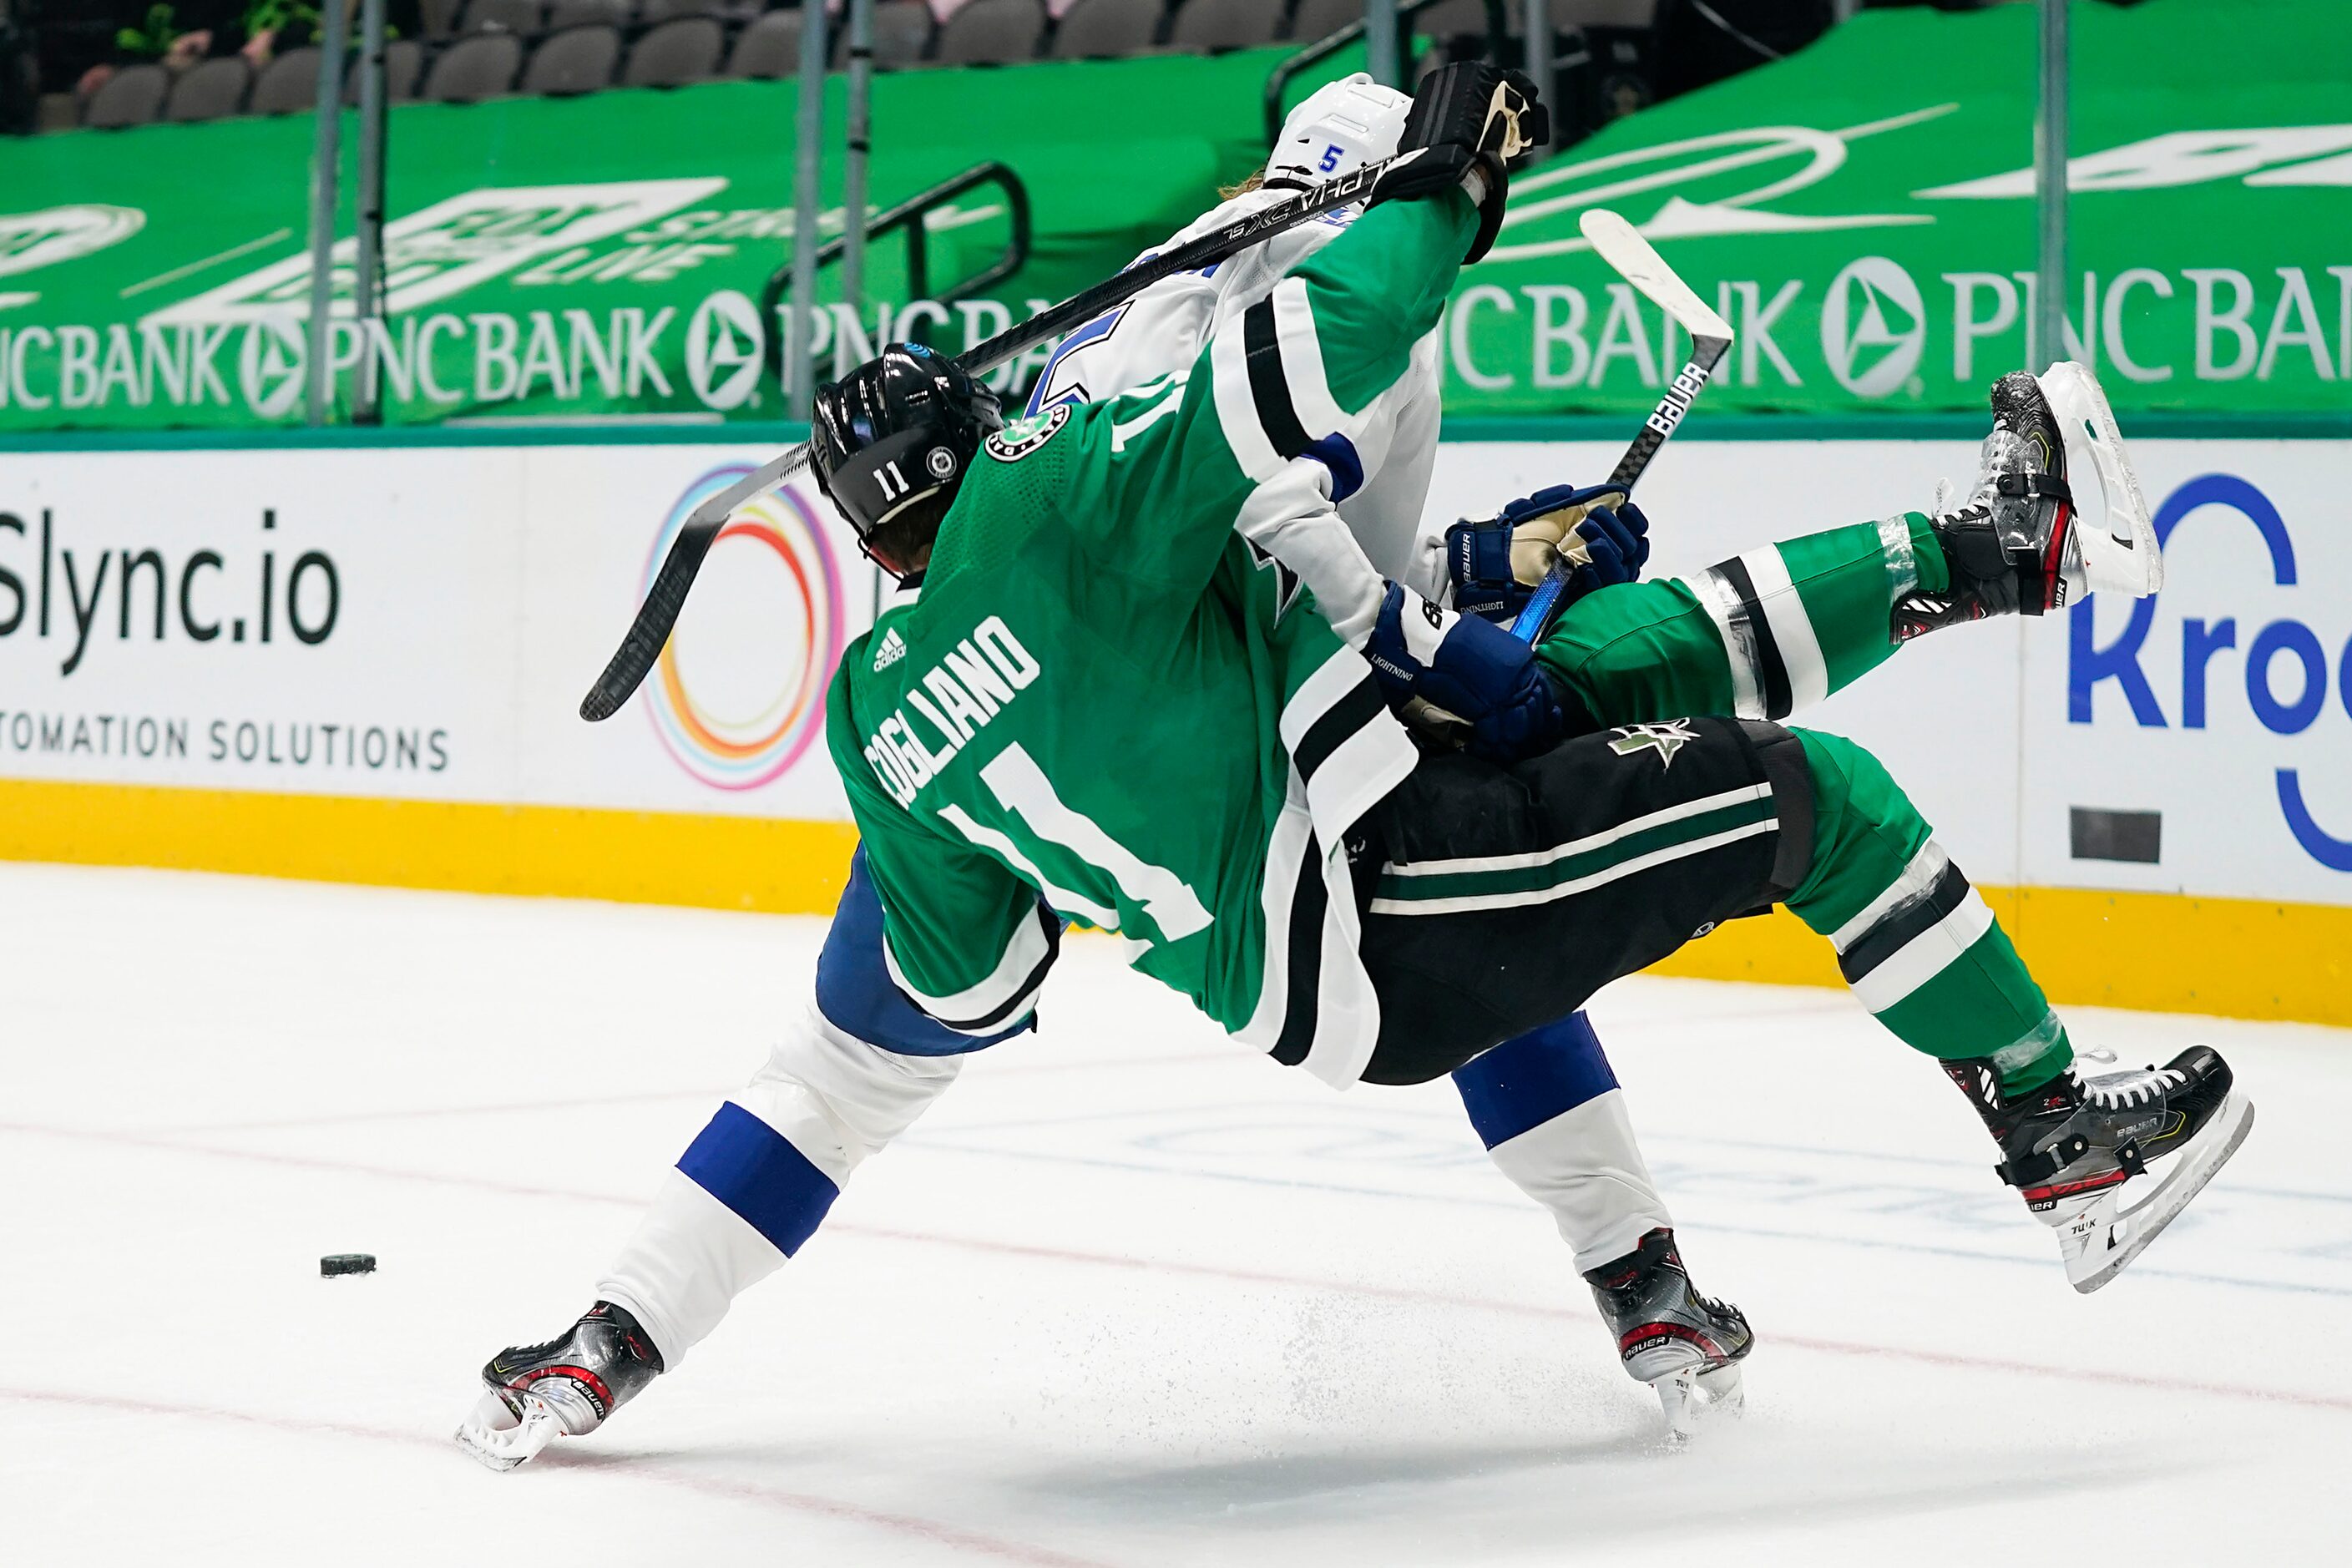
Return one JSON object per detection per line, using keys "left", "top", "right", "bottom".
{"left": 1028, "top": 184, "right": 1449, "bottom": 609}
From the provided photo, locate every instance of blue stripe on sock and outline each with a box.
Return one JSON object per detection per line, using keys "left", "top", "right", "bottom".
{"left": 676, "top": 1101, "right": 840, "bottom": 1257}
{"left": 1452, "top": 1013, "right": 1621, "bottom": 1151}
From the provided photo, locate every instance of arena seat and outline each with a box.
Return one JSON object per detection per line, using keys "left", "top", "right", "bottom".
{"left": 548, "top": 0, "right": 635, "bottom": 29}
{"left": 933, "top": 0, "right": 1046, "bottom": 66}
{"left": 726, "top": 8, "right": 806, "bottom": 78}
{"left": 625, "top": 17, "right": 724, "bottom": 86}
{"left": 1051, "top": 0, "right": 1164, "bottom": 59}
{"left": 250, "top": 47, "right": 321, "bottom": 114}
{"left": 523, "top": 24, "right": 623, "bottom": 95}
{"left": 855, "top": 2, "right": 938, "bottom": 69}
{"left": 424, "top": 32, "right": 524, "bottom": 101}
{"left": 164, "top": 56, "right": 251, "bottom": 122}
{"left": 82, "top": 63, "right": 169, "bottom": 128}
{"left": 463, "top": 0, "right": 545, "bottom": 36}
{"left": 1169, "top": 0, "right": 1282, "bottom": 51}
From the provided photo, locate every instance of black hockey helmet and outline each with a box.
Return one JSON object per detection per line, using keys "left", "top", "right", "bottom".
{"left": 808, "top": 343, "right": 1001, "bottom": 568}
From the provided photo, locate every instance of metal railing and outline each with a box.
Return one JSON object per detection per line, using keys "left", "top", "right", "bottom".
{"left": 760, "top": 159, "right": 1034, "bottom": 389}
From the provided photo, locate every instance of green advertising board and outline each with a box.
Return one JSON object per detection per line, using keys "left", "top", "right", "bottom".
{"left": 0, "top": 48, "right": 1318, "bottom": 432}
{"left": 0, "top": 0, "right": 2344, "bottom": 434}
{"left": 1453, "top": 0, "right": 2352, "bottom": 419}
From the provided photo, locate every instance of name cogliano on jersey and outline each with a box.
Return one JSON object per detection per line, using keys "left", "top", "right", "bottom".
{"left": 862, "top": 614, "right": 1041, "bottom": 807}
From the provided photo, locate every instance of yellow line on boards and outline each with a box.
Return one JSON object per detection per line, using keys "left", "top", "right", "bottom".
{"left": 1647, "top": 886, "right": 2352, "bottom": 1029}
{"left": 0, "top": 778, "right": 860, "bottom": 913}
{"left": 2, "top": 778, "right": 2345, "bottom": 1028}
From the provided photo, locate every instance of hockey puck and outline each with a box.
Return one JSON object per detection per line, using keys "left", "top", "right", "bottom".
{"left": 321, "top": 1253, "right": 377, "bottom": 1277}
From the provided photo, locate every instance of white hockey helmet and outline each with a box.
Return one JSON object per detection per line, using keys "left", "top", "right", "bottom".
{"left": 1264, "top": 72, "right": 1412, "bottom": 190}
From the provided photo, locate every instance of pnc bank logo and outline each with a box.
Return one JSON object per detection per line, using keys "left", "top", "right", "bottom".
{"left": 641, "top": 466, "right": 845, "bottom": 790}
{"left": 239, "top": 316, "right": 306, "bottom": 418}
{"left": 685, "top": 291, "right": 764, "bottom": 411}
{"left": 1821, "top": 256, "right": 1925, "bottom": 398}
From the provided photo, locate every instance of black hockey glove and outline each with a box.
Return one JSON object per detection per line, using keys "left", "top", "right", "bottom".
{"left": 1446, "top": 483, "right": 1651, "bottom": 624}
{"left": 1370, "top": 63, "right": 1549, "bottom": 263}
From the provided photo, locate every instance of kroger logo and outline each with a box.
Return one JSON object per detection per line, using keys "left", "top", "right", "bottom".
{"left": 641, "top": 466, "right": 844, "bottom": 791}
{"left": 2071, "top": 473, "right": 2351, "bottom": 871}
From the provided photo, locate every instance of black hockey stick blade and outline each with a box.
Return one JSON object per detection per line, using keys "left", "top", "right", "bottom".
{"left": 579, "top": 444, "right": 814, "bottom": 721}
{"left": 576, "top": 149, "right": 1428, "bottom": 722}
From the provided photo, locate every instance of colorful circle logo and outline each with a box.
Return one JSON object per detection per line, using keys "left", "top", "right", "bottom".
{"left": 642, "top": 465, "right": 846, "bottom": 791}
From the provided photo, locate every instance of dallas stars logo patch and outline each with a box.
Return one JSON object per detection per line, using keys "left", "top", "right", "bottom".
{"left": 1607, "top": 719, "right": 1700, "bottom": 768}
{"left": 984, "top": 403, "right": 1070, "bottom": 463}
{"left": 1245, "top": 539, "right": 1306, "bottom": 625}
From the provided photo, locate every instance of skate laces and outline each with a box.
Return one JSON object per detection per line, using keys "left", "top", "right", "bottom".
{"left": 2074, "top": 1060, "right": 2185, "bottom": 1110}
{"left": 1945, "top": 427, "right": 2031, "bottom": 517}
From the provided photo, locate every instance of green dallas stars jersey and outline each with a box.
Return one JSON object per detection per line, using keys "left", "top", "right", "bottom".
{"left": 822, "top": 192, "right": 1479, "bottom": 1087}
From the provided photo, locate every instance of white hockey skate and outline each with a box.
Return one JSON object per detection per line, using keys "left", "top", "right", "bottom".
{"left": 456, "top": 1386, "right": 569, "bottom": 1472}
{"left": 1947, "top": 1046, "right": 2254, "bottom": 1293}
{"left": 1581, "top": 1228, "right": 1751, "bottom": 1440}
{"left": 2036, "top": 360, "right": 2160, "bottom": 600}
{"left": 454, "top": 1301, "right": 665, "bottom": 1471}
{"left": 1902, "top": 362, "right": 2158, "bottom": 639}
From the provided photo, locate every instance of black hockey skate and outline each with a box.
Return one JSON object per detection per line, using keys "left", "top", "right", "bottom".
{"left": 1581, "top": 1227, "right": 1751, "bottom": 1439}
{"left": 1945, "top": 1046, "right": 2254, "bottom": 1293}
{"left": 1897, "top": 362, "right": 2158, "bottom": 640}
{"left": 454, "top": 1301, "right": 665, "bottom": 1471}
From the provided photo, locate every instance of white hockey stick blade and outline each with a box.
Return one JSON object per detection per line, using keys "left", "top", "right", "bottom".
{"left": 454, "top": 1389, "right": 564, "bottom": 1472}
{"left": 2069, "top": 1090, "right": 2255, "bottom": 1294}
{"left": 1580, "top": 209, "right": 1734, "bottom": 342}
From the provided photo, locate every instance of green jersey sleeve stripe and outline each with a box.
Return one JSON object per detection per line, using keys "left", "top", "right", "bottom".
{"left": 882, "top": 903, "right": 1058, "bottom": 1034}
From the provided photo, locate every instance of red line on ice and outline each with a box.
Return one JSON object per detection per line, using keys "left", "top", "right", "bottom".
{"left": 8, "top": 1117, "right": 2349, "bottom": 1419}
{"left": 0, "top": 1386, "right": 1118, "bottom": 1568}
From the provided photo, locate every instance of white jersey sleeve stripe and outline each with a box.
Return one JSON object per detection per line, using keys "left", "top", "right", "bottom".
{"left": 882, "top": 903, "right": 1055, "bottom": 1034}
{"left": 1269, "top": 276, "right": 1356, "bottom": 443}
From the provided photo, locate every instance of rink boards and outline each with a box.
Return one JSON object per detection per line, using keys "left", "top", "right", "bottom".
{"left": 0, "top": 426, "right": 2345, "bottom": 1024}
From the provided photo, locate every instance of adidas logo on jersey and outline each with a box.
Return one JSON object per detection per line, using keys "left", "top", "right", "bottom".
{"left": 872, "top": 628, "right": 908, "bottom": 671}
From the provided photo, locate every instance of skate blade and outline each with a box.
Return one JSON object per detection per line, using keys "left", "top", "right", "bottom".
{"left": 2039, "top": 361, "right": 2161, "bottom": 598}
{"left": 455, "top": 1391, "right": 564, "bottom": 1472}
{"left": 1654, "top": 1362, "right": 1745, "bottom": 1443}
{"left": 2067, "top": 1090, "right": 2255, "bottom": 1294}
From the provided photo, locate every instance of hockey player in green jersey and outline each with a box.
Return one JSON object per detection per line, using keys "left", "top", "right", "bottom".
{"left": 808, "top": 63, "right": 2249, "bottom": 1292}
{"left": 457, "top": 65, "right": 2251, "bottom": 1473}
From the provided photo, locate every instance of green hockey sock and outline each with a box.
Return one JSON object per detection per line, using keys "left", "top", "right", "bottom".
{"left": 1538, "top": 513, "right": 1946, "bottom": 729}
{"left": 1781, "top": 728, "right": 2072, "bottom": 1094}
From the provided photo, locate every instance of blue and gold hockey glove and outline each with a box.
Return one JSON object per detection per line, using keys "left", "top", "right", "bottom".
{"left": 1444, "top": 483, "right": 1651, "bottom": 624}
{"left": 1368, "top": 582, "right": 1564, "bottom": 761}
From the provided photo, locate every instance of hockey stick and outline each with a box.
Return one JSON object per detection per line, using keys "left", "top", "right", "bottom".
{"left": 1508, "top": 210, "right": 1734, "bottom": 644}
{"left": 578, "top": 148, "right": 1434, "bottom": 722}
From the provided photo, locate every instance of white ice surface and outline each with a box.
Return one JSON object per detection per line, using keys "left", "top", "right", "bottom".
{"left": 1, "top": 862, "right": 2344, "bottom": 1566}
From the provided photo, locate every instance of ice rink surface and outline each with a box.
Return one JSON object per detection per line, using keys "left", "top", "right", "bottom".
{"left": 2, "top": 862, "right": 2345, "bottom": 1566}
